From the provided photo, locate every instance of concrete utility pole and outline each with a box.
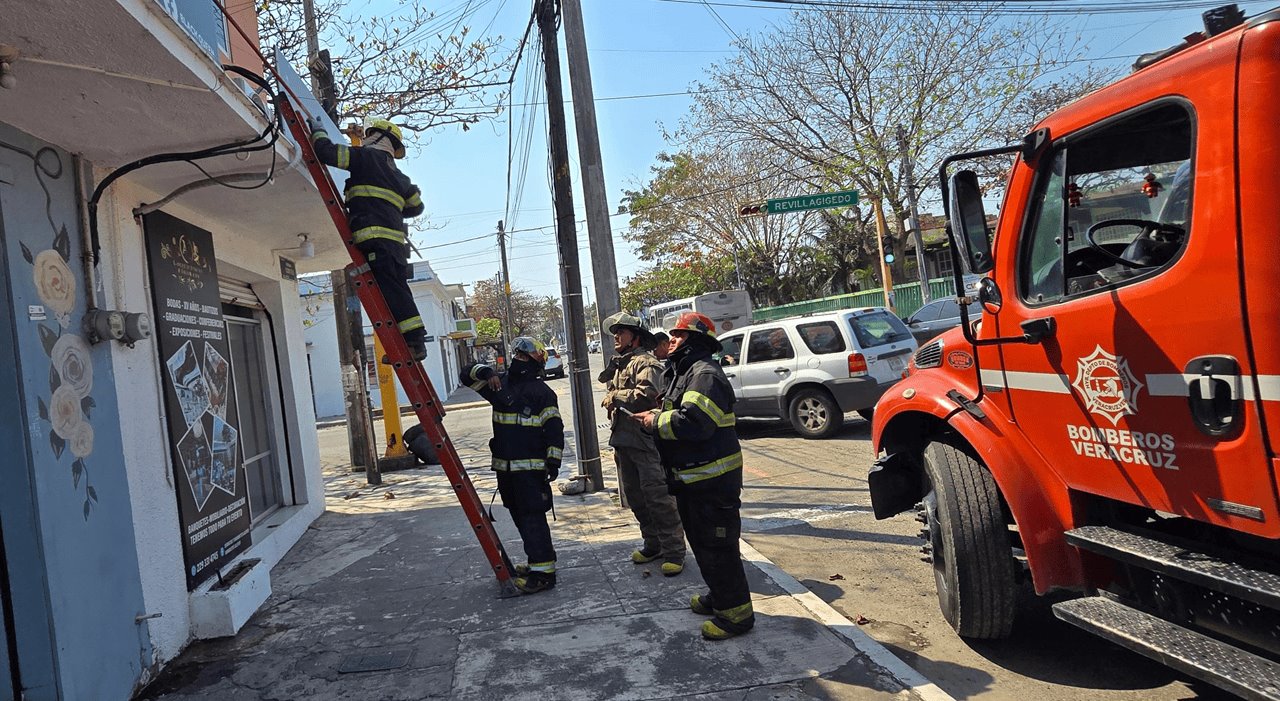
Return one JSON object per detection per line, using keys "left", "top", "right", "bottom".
{"left": 897, "top": 124, "right": 930, "bottom": 305}
{"left": 497, "top": 220, "right": 516, "bottom": 351}
{"left": 561, "top": 0, "right": 620, "bottom": 364}
{"left": 538, "top": 0, "right": 603, "bottom": 492}
{"left": 332, "top": 271, "right": 380, "bottom": 485}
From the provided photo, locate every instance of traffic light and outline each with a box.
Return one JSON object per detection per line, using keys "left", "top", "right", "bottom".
{"left": 882, "top": 235, "right": 895, "bottom": 264}
{"left": 738, "top": 202, "right": 766, "bottom": 218}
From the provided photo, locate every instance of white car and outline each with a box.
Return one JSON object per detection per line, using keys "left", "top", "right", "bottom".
{"left": 716, "top": 308, "right": 918, "bottom": 439}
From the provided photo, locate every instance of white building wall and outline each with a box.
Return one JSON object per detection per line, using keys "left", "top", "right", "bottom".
{"left": 104, "top": 176, "right": 325, "bottom": 667}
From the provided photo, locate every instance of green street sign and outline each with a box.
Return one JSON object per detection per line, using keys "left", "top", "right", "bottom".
{"left": 766, "top": 189, "right": 859, "bottom": 215}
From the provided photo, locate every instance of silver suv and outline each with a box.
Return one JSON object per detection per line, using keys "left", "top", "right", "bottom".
{"left": 716, "top": 308, "right": 918, "bottom": 439}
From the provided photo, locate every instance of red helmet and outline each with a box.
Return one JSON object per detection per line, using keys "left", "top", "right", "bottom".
{"left": 669, "top": 311, "right": 720, "bottom": 350}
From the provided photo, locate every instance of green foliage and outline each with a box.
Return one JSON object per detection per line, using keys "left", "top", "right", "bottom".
{"left": 476, "top": 317, "right": 501, "bottom": 341}
{"left": 621, "top": 256, "right": 736, "bottom": 312}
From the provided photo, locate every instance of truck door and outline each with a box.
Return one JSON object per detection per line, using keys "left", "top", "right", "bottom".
{"left": 993, "top": 96, "right": 1280, "bottom": 537}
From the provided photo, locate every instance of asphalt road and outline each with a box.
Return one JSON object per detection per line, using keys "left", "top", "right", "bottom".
{"left": 319, "top": 350, "right": 1233, "bottom": 701}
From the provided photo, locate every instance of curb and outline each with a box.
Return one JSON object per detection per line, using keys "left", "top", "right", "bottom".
{"left": 739, "top": 539, "right": 956, "bottom": 701}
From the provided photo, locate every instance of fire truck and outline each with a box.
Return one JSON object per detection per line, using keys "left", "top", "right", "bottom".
{"left": 868, "top": 5, "right": 1280, "bottom": 698}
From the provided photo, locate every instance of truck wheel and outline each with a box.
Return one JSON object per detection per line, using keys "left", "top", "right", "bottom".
{"left": 920, "top": 441, "right": 1017, "bottom": 639}
{"left": 788, "top": 388, "right": 842, "bottom": 439}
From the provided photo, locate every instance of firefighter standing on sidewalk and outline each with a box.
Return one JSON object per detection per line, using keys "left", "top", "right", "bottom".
{"left": 461, "top": 337, "right": 564, "bottom": 594}
{"left": 636, "top": 312, "right": 753, "bottom": 640}
{"left": 306, "top": 115, "right": 429, "bottom": 361}
{"left": 600, "top": 312, "right": 686, "bottom": 576}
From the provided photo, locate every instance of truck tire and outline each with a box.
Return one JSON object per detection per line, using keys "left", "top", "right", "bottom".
{"left": 788, "top": 388, "right": 842, "bottom": 439}
{"left": 920, "top": 440, "right": 1017, "bottom": 639}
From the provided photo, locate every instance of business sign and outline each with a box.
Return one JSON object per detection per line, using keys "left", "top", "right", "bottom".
{"left": 144, "top": 212, "right": 252, "bottom": 590}
{"left": 766, "top": 189, "right": 859, "bottom": 215}
{"left": 153, "top": 0, "right": 227, "bottom": 61}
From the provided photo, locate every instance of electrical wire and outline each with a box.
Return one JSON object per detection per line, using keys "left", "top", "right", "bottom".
{"left": 658, "top": 0, "right": 1273, "bottom": 15}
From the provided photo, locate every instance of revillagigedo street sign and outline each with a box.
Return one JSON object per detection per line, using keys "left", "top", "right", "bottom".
{"left": 738, "top": 189, "right": 860, "bottom": 217}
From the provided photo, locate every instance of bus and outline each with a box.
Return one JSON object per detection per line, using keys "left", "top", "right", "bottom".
{"left": 644, "top": 289, "right": 753, "bottom": 335}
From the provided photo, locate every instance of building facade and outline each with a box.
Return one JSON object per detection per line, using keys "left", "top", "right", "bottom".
{"left": 1, "top": 1, "right": 352, "bottom": 697}
{"left": 302, "top": 262, "right": 467, "bottom": 420}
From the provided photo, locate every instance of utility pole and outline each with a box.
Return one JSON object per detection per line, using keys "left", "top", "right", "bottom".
{"left": 305, "top": 7, "right": 377, "bottom": 483}
{"left": 897, "top": 124, "right": 929, "bottom": 305}
{"left": 561, "top": 0, "right": 620, "bottom": 364}
{"left": 538, "top": 0, "right": 603, "bottom": 492}
{"left": 497, "top": 220, "right": 516, "bottom": 351}
{"left": 332, "top": 271, "right": 380, "bottom": 485}
{"left": 873, "top": 198, "right": 896, "bottom": 314}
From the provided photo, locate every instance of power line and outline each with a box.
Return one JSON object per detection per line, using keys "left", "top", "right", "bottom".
{"left": 659, "top": 0, "right": 1273, "bottom": 15}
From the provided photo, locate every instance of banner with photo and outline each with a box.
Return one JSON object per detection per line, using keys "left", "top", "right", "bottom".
{"left": 143, "top": 212, "right": 251, "bottom": 590}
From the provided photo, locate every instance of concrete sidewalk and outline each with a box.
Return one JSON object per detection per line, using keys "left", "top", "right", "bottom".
{"left": 139, "top": 460, "right": 947, "bottom": 701}
{"left": 316, "top": 385, "right": 488, "bottom": 429}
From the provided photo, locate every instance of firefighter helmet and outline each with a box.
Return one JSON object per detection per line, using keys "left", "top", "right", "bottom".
{"left": 605, "top": 311, "right": 655, "bottom": 348}
{"left": 510, "top": 336, "right": 547, "bottom": 366}
{"left": 668, "top": 311, "right": 720, "bottom": 351}
{"left": 365, "top": 118, "right": 406, "bottom": 159}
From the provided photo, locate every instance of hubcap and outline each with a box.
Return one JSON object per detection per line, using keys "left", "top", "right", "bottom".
{"left": 797, "top": 398, "right": 828, "bottom": 431}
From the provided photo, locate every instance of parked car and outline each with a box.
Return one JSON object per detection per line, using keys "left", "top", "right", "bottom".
{"left": 587, "top": 339, "right": 601, "bottom": 353}
{"left": 902, "top": 298, "right": 982, "bottom": 344}
{"left": 715, "top": 308, "right": 918, "bottom": 439}
{"left": 542, "top": 348, "right": 566, "bottom": 379}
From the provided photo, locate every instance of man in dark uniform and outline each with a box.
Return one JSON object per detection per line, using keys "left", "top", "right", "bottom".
{"left": 461, "top": 337, "right": 564, "bottom": 594}
{"left": 637, "top": 312, "right": 752, "bottom": 640}
{"left": 306, "top": 116, "right": 428, "bottom": 361}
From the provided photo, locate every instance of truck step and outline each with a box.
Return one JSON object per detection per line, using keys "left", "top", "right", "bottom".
{"left": 1065, "top": 525, "right": 1280, "bottom": 609}
{"left": 1053, "top": 596, "right": 1280, "bottom": 701}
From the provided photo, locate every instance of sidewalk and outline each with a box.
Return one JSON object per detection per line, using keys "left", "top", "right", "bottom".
{"left": 139, "top": 459, "right": 946, "bottom": 701}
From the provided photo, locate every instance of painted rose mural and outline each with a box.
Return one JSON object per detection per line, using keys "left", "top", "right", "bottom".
{"left": 11, "top": 144, "right": 101, "bottom": 520}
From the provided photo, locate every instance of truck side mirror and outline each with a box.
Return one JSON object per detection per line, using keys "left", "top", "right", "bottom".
{"left": 948, "top": 170, "right": 994, "bottom": 274}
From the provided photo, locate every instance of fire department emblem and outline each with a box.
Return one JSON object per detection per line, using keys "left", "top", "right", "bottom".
{"left": 1072, "top": 345, "right": 1144, "bottom": 425}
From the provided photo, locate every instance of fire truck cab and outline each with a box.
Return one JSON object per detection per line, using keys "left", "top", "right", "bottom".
{"left": 868, "top": 5, "right": 1280, "bottom": 697}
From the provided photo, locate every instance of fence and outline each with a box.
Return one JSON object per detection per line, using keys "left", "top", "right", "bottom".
{"left": 753, "top": 279, "right": 958, "bottom": 323}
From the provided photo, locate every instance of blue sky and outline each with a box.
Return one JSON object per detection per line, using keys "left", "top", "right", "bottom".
{"left": 396, "top": 0, "right": 1272, "bottom": 301}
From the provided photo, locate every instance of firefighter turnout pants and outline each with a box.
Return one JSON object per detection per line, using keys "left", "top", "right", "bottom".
{"left": 616, "top": 445, "right": 685, "bottom": 561}
{"left": 359, "top": 238, "right": 425, "bottom": 344}
{"left": 676, "top": 475, "right": 750, "bottom": 611}
{"left": 497, "top": 470, "right": 556, "bottom": 571}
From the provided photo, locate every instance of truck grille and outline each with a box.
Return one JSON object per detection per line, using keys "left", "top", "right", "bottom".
{"left": 914, "top": 340, "right": 944, "bottom": 369}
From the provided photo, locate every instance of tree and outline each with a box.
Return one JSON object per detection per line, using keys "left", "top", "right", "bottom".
{"left": 258, "top": 0, "right": 514, "bottom": 133}
{"left": 475, "top": 317, "right": 501, "bottom": 341}
{"left": 620, "top": 149, "right": 843, "bottom": 306}
{"left": 621, "top": 255, "right": 736, "bottom": 312}
{"left": 682, "top": 5, "right": 1115, "bottom": 279}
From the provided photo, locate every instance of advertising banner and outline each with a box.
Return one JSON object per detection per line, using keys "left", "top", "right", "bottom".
{"left": 144, "top": 212, "right": 251, "bottom": 589}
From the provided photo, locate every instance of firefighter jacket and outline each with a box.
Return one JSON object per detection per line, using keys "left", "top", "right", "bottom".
{"left": 653, "top": 346, "right": 742, "bottom": 489}
{"left": 461, "top": 363, "right": 564, "bottom": 473}
{"left": 601, "top": 348, "right": 664, "bottom": 450}
{"left": 310, "top": 127, "right": 424, "bottom": 246}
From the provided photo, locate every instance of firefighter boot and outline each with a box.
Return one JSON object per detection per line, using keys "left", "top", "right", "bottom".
{"left": 660, "top": 559, "right": 684, "bottom": 577}
{"left": 381, "top": 336, "right": 428, "bottom": 365}
{"left": 690, "top": 593, "right": 715, "bottom": 615}
{"left": 631, "top": 547, "right": 660, "bottom": 564}
{"left": 701, "top": 602, "right": 755, "bottom": 641}
{"left": 515, "top": 570, "right": 556, "bottom": 595}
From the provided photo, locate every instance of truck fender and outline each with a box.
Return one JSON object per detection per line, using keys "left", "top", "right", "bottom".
{"left": 871, "top": 373, "right": 1086, "bottom": 594}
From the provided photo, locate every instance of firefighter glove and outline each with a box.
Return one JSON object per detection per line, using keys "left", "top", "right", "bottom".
{"left": 545, "top": 459, "right": 561, "bottom": 483}
{"left": 306, "top": 115, "right": 324, "bottom": 134}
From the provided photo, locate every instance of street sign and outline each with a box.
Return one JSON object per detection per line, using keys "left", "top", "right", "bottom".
{"left": 766, "top": 189, "right": 859, "bottom": 215}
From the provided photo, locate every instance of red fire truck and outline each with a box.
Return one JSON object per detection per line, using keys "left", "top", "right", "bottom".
{"left": 868, "top": 5, "right": 1280, "bottom": 697}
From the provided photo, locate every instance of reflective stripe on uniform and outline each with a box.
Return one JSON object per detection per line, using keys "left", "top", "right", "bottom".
{"left": 683, "top": 390, "right": 736, "bottom": 427}
{"left": 492, "top": 457, "right": 545, "bottom": 471}
{"left": 470, "top": 366, "right": 487, "bottom": 381}
{"left": 494, "top": 410, "right": 554, "bottom": 427}
{"left": 469, "top": 380, "right": 487, "bottom": 390}
{"left": 352, "top": 226, "right": 405, "bottom": 244}
{"left": 673, "top": 451, "right": 743, "bottom": 484}
{"left": 398, "top": 316, "right": 424, "bottom": 332}
{"left": 539, "top": 406, "right": 561, "bottom": 424}
{"left": 546, "top": 446, "right": 562, "bottom": 460}
{"left": 347, "top": 184, "right": 406, "bottom": 209}
{"left": 406, "top": 192, "right": 422, "bottom": 209}
{"left": 335, "top": 145, "right": 350, "bottom": 169}
{"left": 657, "top": 410, "right": 677, "bottom": 440}
{"left": 527, "top": 560, "right": 556, "bottom": 573}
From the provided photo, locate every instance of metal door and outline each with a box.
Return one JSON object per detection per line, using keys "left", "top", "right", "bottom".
{"left": 739, "top": 327, "right": 797, "bottom": 415}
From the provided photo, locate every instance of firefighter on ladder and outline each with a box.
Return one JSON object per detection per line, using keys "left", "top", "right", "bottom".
{"left": 636, "top": 312, "right": 753, "bottom": 640}
{"left": 461, "top": 337, "right": 564, "bottom": 594}
{"left": 306, "top": 115, "right": 428, "bottom": 361}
